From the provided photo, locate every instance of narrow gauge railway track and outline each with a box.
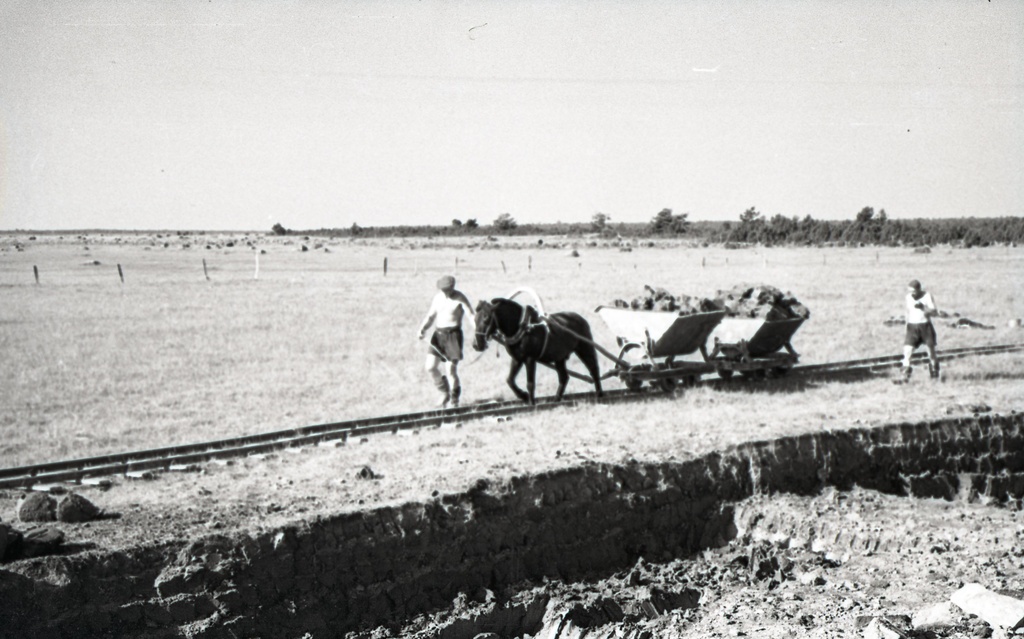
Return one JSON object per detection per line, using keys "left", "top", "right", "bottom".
{"left": 2, "top": 343, "right": 1022, "bottom": 490}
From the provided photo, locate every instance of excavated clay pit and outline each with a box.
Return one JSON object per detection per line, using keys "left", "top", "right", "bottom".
{"left": 1, "top": 413, "right": 1022, "bottom": 639}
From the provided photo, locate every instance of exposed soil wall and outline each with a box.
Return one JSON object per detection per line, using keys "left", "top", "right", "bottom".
{"left": 1, "top": 413, "right": 1021, "bottom": 639}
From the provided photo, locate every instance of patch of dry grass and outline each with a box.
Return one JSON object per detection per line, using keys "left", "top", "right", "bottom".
{"left": 0, "top": 349, "right": 1019, "bottom": 553}
{"left": 1, "top": 235, "right": 1022, "bottom": 468}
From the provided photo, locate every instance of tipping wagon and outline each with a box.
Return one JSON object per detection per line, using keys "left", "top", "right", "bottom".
{"left": 594, "top": 306, "right": 724, "bottom": 391}
{"left": 705, "top": 316, "right": 804, "bottom": 379}
{"left": 593, "top": 305, "right": 805, "bottom": 391}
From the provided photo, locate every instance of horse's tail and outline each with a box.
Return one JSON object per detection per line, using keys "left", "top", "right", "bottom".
{"left": 551, "top": 313, "right": 603, "bottom": 394}
{"left": 576, "top": 325, "right": 604, "bottom": 396}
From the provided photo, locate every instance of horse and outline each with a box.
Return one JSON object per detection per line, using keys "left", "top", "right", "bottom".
{"left": 473, "top": 297, "right": 603, "bottom": 404}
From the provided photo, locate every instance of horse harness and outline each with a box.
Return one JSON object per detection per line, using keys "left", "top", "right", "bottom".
{"left": 480, "top": 302, "right": 553, "bottom": 360}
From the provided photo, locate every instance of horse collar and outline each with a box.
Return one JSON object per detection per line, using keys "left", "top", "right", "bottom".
{"left": 504, "top": 304, "right": 535, "bottom": 346}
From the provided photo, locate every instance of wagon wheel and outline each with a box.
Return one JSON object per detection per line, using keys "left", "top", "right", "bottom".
{"left": 769, "top": 366, "right": 791, "bottom": 378}
{"left": 657, "top": 358, "right": 679, "bottom": 393}
{"left": 658, "top": 375, "right": 677, "bottom": 393}
{"left": 741, "top": 368, "right": 767, "bottom": 380}
{"left": 616, "top": 342, "right": 648, "bottom": 392}
{"left": 622, "top": 370, "right": 645, "bottom": 392}
{"left": 717, "top": 369, "right": 734, "bottom": 380}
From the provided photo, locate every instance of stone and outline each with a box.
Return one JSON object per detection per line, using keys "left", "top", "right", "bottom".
{"left": 862, "top": 617, "right": 909, "bottom": 639}
{"left": 19, "top": 526, "right": 65, "bottom": 558}
{"left": 797, "top": 569, "right": 826, "bottom": 586}
{"left": 17, "top": 492, "right": 57, "bottom": 522}
{"left": 57, "top": 492, "right": 102, "bottom": 523}
{"left": 951, "top": 583, "right": 1024, "bottom": 630}
{"left": 913, "top": 601, "right": 957, "bottom": 630}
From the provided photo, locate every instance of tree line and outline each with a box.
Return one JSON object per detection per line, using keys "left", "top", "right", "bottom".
{"left": 272, "top": 207, "right": 1024, "bottom": 247}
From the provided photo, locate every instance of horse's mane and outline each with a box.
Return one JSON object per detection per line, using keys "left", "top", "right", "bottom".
{"left": 491, "top": 297, "right": 539, "bottom": 322}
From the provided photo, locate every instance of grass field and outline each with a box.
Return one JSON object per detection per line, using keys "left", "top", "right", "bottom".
{"left": 1, "top": 234, "right": 1022, "bottom": 467}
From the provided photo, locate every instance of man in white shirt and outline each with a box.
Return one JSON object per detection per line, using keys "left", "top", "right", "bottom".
{"left": 418, "top": 275, "right": 474, "bottom": 407}
{"left": 898, "top": 279, "right": 939, "bottom": 382}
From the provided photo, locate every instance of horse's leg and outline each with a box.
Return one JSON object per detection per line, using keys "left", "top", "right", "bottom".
{"left": 525, "top": 359, "right": 537, "bottom": 405}
{"left": 578, "top": 345, "right": 604, "bottom": 398}
{"left": 553, "top": 360, "right": 569, "bottom": 401}
{"left": 506, "top": 358, "right": 530, "bottom": 403}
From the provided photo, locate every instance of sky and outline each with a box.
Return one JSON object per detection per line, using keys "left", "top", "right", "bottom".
{"left": 0, "top": 0, "right": 1022, "bottom": 231}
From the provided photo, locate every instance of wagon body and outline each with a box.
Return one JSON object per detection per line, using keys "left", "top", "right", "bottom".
{"left": 594, "top": 307, "right": 725, "bottom": 390}
{"left": 709, "top": 317, "right": 804, "bottom": 358}
{"left": 595, "top": 307, "right": 725, "bottom": 358}
{"left": 707, "top": 317, "right": 805, "bottom": 376}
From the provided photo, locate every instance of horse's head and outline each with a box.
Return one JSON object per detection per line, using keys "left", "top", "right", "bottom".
{"left": 474, "top": 298, "right": 533, "bottom": 351}
{"left": 473, "top": 300, "right": 497, "bottom": 351}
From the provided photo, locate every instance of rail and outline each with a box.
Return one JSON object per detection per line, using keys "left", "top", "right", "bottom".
{"left": 1, "top": 343, "right": 1021, "bottom": 490}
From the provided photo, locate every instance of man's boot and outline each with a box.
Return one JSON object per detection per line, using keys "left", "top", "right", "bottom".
{"left": 435, "top": 377, "right": 451, "bottom": 408}
{"left": 450, "top": 385, "right": 461, "bottom": 408}
{"left": 895, "top": 365, "right": 912, "bottom": 384}
{"left": 929, "top": 360, "right": 940, "bottom": 380}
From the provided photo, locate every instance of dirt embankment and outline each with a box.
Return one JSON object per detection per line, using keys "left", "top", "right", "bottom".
{"left": 1, "top": 413, "right": 1022, "bottom": 639}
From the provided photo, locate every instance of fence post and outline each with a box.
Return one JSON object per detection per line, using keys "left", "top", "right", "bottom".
{"left": 383, "top": 257, "right": 388, "bottom": 276}
{"left": 501, "top": 260, "right": 507, "bottom": 274}
{"left": 203, "top": 259, "right": 210, "bottom": 281}
{"left": 254, "top": 252, "right": 260, "bottom": 280}
{"left": 117, "top": 264, "right": 124, "bottom": 284}
{"left": 33, "top": 265, "right": 39, "bottom": 285}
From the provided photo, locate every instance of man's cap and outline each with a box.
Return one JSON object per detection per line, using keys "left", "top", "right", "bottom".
{"left": 437, "top": 275, "right": 455, "bottom": 290}
{"left": 908, "top": 279, "right": 921, "bottom": 290}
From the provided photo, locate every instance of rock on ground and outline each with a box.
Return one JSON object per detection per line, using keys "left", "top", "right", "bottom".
{"left": 56, "top": 493, "right": 101, "bottom": 523}
{"left": 17, "top": 493, "right": 57, "bottom": 523}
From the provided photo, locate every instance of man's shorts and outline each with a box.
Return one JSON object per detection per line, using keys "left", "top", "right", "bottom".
{"left": 429, "top": 328, "right": 463, "bottom": 362}
{"left": 905, "top": 322, "right": 937, "bottom": 349}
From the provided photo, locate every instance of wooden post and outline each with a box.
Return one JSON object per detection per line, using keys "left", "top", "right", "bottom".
{"left": 383, "top": 257, "right": 388, "bottom": 276}
{"left": 254, "top": 252, "right": 260, "bottom": 280}
{"left": 501, "top": 260, "right": 507, "bottom": 274}
{"left": 117, "top": 264, "right": 124, "bottom": 283}
{"left": 528, "top": 255, "right": 532, "bottom": 271}
{"left": 701, "top": 257, "right": 705, "bottom": 269}
{"left": 33, "top": 265, "right": 39, "bottom": 285}
{"left": 203, "top": 259, "right": 210, "bottom": 281}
